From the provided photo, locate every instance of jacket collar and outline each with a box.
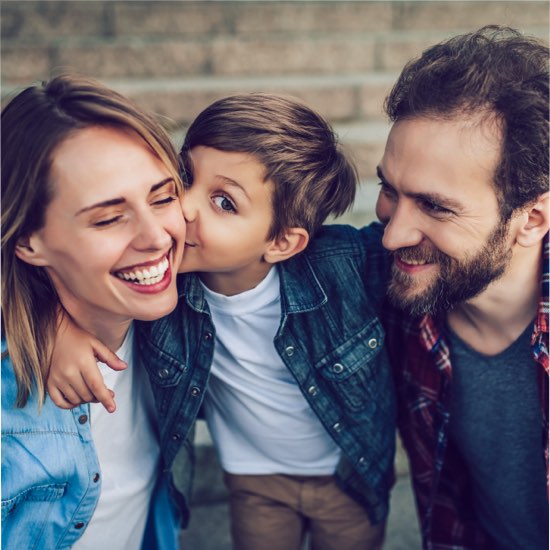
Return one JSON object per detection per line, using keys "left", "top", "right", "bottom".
{"left": 177, "top": 251, "right": 327, "bottom": 317}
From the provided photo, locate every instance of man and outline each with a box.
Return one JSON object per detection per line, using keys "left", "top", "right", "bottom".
{"left": 377, "top": 26, "right": 549, "bottom": 549}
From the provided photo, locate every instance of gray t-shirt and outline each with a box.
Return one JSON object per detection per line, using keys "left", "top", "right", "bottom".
{"left": 447, "top": 322, "right": 548, "bottom": 550}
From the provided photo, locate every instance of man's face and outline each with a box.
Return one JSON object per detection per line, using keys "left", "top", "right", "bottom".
{"left": 375, "top": 115, "right": 514, "bottom": 316}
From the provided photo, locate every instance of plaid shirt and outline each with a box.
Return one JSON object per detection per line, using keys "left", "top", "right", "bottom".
{"left": 385, "top": 235, "right": 549, "bottom": 550}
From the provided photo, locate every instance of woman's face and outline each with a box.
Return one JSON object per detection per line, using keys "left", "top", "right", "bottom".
{"left": 18, "top": 126, "right": 185, "bottom": 334}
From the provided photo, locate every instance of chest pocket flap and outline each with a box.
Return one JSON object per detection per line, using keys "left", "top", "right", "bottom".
{"left": 316, "top": 318, "right": 386, "bottom": 410}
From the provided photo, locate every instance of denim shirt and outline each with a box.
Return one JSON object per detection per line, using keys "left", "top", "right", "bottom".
{"left": 137, "top": 222, "right": 396, "bottom": 526}
{"left": 1, "top": 340, "right": 180, "bottom": 550}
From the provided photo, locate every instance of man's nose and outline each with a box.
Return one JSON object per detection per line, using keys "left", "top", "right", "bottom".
{"left": 381, "top": 201, "right": 424, "bottom": 251}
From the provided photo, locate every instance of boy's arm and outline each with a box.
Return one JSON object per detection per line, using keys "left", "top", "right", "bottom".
{"left": 48, "top": 311, "right": 127, "bottom": 413}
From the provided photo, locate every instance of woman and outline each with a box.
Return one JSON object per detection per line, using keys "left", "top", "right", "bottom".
{"left": 1, "top": 74, "right": 186, "bottom": 549}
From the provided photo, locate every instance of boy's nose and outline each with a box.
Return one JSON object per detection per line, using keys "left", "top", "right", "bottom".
{"left": 181, "top": 190, "right": 198, "bottom": 223}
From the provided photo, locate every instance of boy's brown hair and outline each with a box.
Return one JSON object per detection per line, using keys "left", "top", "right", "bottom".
{"left": 182, "top": 93, "right": 357, "bottom": 239}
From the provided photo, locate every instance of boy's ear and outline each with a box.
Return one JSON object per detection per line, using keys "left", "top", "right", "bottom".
{"left": 515, "top": 192, "right": 549, "bottom": 248}
{"left": 15, "top": 234, "right": 50, "bottom": 266}
{"left": 263, "top": 227, "right": 309, "bottom": 264}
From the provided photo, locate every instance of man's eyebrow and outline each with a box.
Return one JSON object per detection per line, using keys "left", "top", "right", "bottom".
{"left": 376, "top": 166, "right": 463, "bottom": 211}
{"left": 75, "top": 177, "right": 174, "bottom": 216}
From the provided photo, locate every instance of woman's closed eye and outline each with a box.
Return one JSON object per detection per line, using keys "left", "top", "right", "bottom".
{"left": 92, "top": 215, "right": 124, "bottom": 228}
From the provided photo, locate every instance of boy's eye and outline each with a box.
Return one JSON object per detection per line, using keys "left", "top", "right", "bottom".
{"left": 212, "top": 195, "right": 236, "bottom": 213}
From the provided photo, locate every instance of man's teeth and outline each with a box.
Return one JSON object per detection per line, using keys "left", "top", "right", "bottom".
{"left": 400, "top": 258, "right": 428, "bottom": 266}
{"left": 116, "top": 257, "right": 169, "bottom": 285}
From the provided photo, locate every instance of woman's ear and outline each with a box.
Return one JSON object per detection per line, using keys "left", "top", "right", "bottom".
{"left": 263, "top": 227, "right": 309, "bottom": 264}
{"left": 515, "top": 192, "right": 549, "bottom": 248}
{"left": 15, "top": 234, "right": 50, "bottom": 266}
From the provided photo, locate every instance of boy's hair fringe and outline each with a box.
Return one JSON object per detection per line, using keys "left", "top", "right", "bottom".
{"left": 182, "top": 93, "right": 358, "bottom": 238}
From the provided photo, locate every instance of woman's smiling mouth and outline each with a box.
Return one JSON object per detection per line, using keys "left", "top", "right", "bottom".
{"left": 114, "top": 255, "right": 170, "bottom": 286}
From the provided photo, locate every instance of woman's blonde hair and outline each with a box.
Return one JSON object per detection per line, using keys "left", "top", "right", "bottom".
{"left": 1, "top": 73, "right": 182, "bottom": 407}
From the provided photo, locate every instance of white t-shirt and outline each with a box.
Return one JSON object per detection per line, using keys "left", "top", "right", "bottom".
{"left": 202, "top": 267, "right": 340, "bottom": 475}
{"left": 73, "top": 324, "right": 160, "bottom": 549}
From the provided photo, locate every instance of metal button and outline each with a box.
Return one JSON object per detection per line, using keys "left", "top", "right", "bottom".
{"left": 308, "top": 385, "right": 318, "bottom": 396}
{"left": 332, "top": 422, "right": 342, "bottom": 432}
{"left": 285, "top": 346, "right": 295, "bottom": 356}
{"left": 190, "top": 387, "right": 201, "bottom": 397}
{"left": 332, "top": 363, "right": 344, "bottom": 374}
{"left": 78, "top": 415, "right": 88, "bottom": 425}
{"left": 75, "top": 522, "right": 85, "bottom": 529}
{"left": 93, "top": 473, "right": 100, "bottom": 483}
{"left": 204, "top": 332, "right": 213, "bottom": 341}
{"left": 158, "top": 368, "right": 170, "bottom": 379}
{"left": 368, "top": 338, "right": 378, "bottom": 349}
{"left": 358, "top": 456, "right": 366, "bottom": 465}
{"left": 172, "top": 433, "right": 182, "bottom": 441}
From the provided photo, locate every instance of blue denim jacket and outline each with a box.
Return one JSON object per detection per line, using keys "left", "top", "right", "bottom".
{"left": 1, "top": 341, "right": 180, "bottom": 550}
{"left": 137, "top": 223, "right": 396, "bottom": 526}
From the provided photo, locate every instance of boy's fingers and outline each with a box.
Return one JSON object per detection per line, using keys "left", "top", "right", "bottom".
{"left": 92, "top": 341, "right": 127, "bottom": 372}
{"left": 86, "top": 375, "right": 117, "bottom": 413}
{"left": 47, "top": 386, "right": 80, "bottom": 409}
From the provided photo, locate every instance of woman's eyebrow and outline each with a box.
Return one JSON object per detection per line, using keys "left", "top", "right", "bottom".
{"left": 75, "top": 177, "right": 174, "bottom": 216}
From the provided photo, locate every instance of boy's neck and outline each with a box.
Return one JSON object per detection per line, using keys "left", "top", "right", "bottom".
{"left": 199, "top": 263, "right": 275, "bottom": 296}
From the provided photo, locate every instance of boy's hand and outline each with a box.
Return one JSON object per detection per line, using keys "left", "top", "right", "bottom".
{"left": 48, "top": 313, "right": 127, "bottom": 413}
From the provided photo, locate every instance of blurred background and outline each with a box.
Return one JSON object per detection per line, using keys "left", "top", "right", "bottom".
{"left": 2, "top": 2, "right": 547, "bottom": 548}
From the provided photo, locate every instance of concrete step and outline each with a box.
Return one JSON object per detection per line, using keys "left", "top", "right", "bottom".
{"left": 3, "top": 24, "right": 547, "bottom": 82}
{"left": 90, "top": 72, "right": 395, "bottom": 129}
{"left": 3, "top": 1, "right": 547, "bottom": 41}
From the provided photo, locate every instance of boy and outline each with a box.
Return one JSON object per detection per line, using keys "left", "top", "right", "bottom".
{"left": 49, "top": 93, "right": 395, "bottom": 550}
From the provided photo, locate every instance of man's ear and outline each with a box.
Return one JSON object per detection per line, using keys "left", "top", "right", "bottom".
{"left": 15, "top": 234, "right": 50, "bottom": 266}
{"left": 263, "top": 227, "right": 309, "bottom": 264}
{"left": 515, "top": 192, "right": 549, "bottom": 248}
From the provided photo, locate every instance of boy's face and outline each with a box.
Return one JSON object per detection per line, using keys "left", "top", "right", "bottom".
{"left": 180, "top": 146, "right": 277, "bottom": 296}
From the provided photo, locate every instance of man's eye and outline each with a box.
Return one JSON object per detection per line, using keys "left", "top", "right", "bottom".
{"left": 378, "top": 181, "right": 396, "bottom": 199}
{"left": 419, "top": 199, "right": 452, "bottom": 215}
{"left": 212, "top": 195, "right": 236, "bottom": 213}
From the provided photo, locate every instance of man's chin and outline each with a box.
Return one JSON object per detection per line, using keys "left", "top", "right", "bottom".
{"left": 388, "top": 282, "right": 446, "bottom": 317}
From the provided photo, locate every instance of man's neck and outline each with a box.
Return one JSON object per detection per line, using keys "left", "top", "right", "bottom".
{"left": 446, "top": 243, "right": 542, "bottom": 356}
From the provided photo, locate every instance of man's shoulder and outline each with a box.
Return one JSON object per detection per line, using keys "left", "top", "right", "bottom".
{"left": 304, "top": 222, "right": 386, "bottom": 259}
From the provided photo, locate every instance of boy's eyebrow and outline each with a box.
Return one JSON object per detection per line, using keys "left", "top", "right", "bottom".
{"left": 75, "top": 177, "right": 175, "bottom": 216}
{"left": 376, "top": 166, "right": 464, "bottom": 211}
{"left": 216, "top": 175, "right": 250, "bottom": 200}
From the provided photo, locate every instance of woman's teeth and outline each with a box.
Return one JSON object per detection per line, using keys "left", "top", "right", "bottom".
{"left": 116, "top": 257, "right": 169, "bottom": 286}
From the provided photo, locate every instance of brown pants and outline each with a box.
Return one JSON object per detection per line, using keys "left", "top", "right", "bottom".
{"left": 223, "top": 473, "right": 385, "bottom": 550}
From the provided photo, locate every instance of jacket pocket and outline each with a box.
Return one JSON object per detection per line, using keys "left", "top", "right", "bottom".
{"left": 139, "top": 337, "right": 187, "bottom": 388}
{"left": 316, "top": 318, "right": 388, "bottom": 411}
{"left": 1, "top": 482, "right": 67, "bottom": 520}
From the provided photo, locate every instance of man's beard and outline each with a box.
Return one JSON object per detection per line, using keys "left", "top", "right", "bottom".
{"left": 387, "top": 220, "right": 513, "bottom": 316}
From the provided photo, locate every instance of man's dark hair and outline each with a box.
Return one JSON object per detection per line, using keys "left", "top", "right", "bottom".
{"left": 385, "top": 25, "right": 549, "bottom": 219}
